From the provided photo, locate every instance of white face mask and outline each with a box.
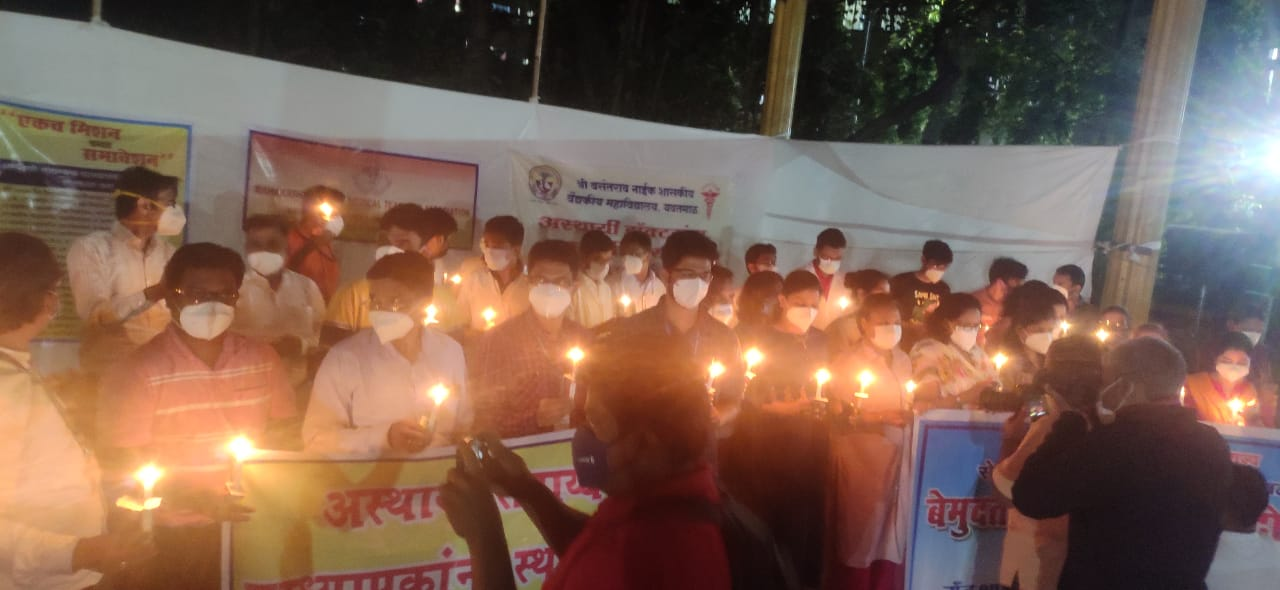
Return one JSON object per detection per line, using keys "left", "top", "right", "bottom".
{"left": 950, "top": 326, "right": 979, "bottom": 350}
{"left": 818, "top": 257, "right": 841, "bottom": 275}
{"left": 1024, "top": 331, "right": 1054, "bottom": 355}
{"left": 786, "top": 306, "right": 818, "bottom": 332}
{"left": 369, "top": 310, "right": 416, "bottom": 344}
{"left": 623, "top": 255, "right": 645, "bottom": 276}
{"left": 246, "top": 251, "right": 285, "bottom": 277}
{"left": 1052, "top": 284, "right": 1071, "bottom": 300}
{"left": 482, "top": 246, "right": 514, "bottom": 272}
{"left": 1217, "top": 362, "right": 1250, "bottom": 384}
{"left": 529, "top": 283, "right": 572, "bottom": 319}
{"left": 374, "top": 245, "right": 405, "bottom": 261}
{"left": 871, "top": 324, "right": 903, "bottom": 351}
{"left": 156, "top": 206, "right": 186, "bottom": 237}
{"left": 672, "top": 278, "right": 710, "bottom": 309}
{"left": 924, "top": 268, "right": 946, "bottom": 283}
{"left": 178, "top": 301, "right": 235, "bottom": 341}
{"left": 756, "top": 264, "right": 777, "bottom": 274}
{"left": 323, "top": 215, "right": 345, "bottom": 236}
{"left": 709, "top": 303, "right": 734, "bottom": 325}
{"left": 1242, "top": 331, "right": 1263, "bottom": 347}
{"left": 586, "top": 262, "right": 610, "bottom": 281}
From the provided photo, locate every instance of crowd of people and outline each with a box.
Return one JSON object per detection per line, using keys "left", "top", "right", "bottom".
{"left": 1, "top": 165, "right": 1274, "bottom": 590}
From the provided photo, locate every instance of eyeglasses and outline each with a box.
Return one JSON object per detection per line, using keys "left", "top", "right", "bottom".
{"left": 529, "top": 275, "right": 574, "bottom": 289}
{"left": 174, "top": 287, "right": 239, "bottom": 306}
{"left": 369, "top": 297, "right": 421, "bottom": 313}
{"left": 669, "top": 268, "right": 712, "bottom": 282}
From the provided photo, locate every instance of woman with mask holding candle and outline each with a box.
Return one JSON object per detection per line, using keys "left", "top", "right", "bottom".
{"left": 998, "top": 295, "right": 1060, "bottom": 393}
{"left": 826, "top": 269, "right": 892, "bottom": 359}
{"left": 743, "top": 271, "right": 829, "bottom": 412}
{"left": 1183, "top": 333, "right": 1275, "bottom": 427}
{"left": 910, "top": 293, "right": 999, "bottom": 409}
{"left": 827, "top": 293, "right": 915, "bottom": 588}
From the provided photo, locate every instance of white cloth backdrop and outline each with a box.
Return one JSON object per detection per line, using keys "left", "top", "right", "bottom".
{"left": 0, "top": 11, "right": 1117, "bottom": 370}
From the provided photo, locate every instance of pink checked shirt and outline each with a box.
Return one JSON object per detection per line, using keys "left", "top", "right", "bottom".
{"left": 98, "top": 326, "right": 296, "bottom": 526}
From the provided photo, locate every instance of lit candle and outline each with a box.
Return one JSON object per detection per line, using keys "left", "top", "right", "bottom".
{"left": 424, "top": 304, "right": 439, "bottom": 326}
{"left": 1228, "top": 397, "right": 1248, "bottom": 426}
{"left": 992, "top": 352, "right": 1009, "bottom": 391}
{"left": 814, "top": 368, "right": 831, "bottom": 402}
{"left": 450, "top": 273, "right": 462, "bottom": 286}
{"left": 1059, "top": 321, "right": 1071, "bottom": 336}
{"left": 420, "top": 384, "right": 451, "bottom": 433}
{"left": 618, "top": 294, "right": 633, "bottom": 315}
{"left": 707, "top": 360, "right": 726, "bottom": 396}
{"left": 856, "top": 370, "right": 875, "bottom": 400}
{"left": 837, "top": 296, "right": 851, "bottom": 311}
{"left": 482, "top": 307, "right": 497, "bottom": 330}
{"left": 904, "top": 380, "right": 918, "bottom": 410}
{"left": 566, "top": 347, "right": 585, "bottom": 402}
{"left": 1095, "top": 328, "right": 1110, "bottom": 343}
{"left": 1179, "top": 386, "right": 1186, "bottom": 406}
{"left": 227, "top": 436, "right": 255, "bottom": 493}
{"left": 744, "top": 347, "right": 763, "bottom": 381}
{"left": 318, "top": 201, "right": 335, "bottom": 221}
{"left": 135, "top": 463, "right": 163, "bottom": 533}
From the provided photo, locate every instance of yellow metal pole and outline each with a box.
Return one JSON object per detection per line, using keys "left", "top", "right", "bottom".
{"left": 759, "top": 0, "right": 808, "bottom": 138}
{"left": 1102, "top": 0, "right": 1207, "bottom": 322}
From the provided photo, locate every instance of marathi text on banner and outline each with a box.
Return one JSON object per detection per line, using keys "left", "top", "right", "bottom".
{"left": 244, "top": 131, "right": 479, "bottom": 248}
{"left": 228, "top": 431, "right": 596, "bottom": 590}
{"left": 511, "top": 152, "right": 732, "bottom": 247}
{"left": 0, "top": 100, "right": 190, "bottom": 340}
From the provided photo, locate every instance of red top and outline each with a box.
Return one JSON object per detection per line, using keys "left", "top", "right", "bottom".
{"left": 812, "top": 260, "right": 835, "bottom": 299}
{"left": 542, "top": 465, "right": 732, "bottom": 590}
{"left": 287, "top": 227, "right": 339, "bottom": 301}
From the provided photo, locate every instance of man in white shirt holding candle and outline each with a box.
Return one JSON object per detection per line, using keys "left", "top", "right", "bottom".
{"left": 303, "top": 253, "right": 469, "bottom": 455}
{"left": 569, "top": 230, "right": 616, "bottom": 329}
{"left": 611, "top": 230, "right": 666, "bottom": 316}
{"left": 455, "top": 216, "right": 531, "bottom": 338}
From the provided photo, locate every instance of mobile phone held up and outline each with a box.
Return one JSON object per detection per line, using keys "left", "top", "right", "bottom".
{"left": 458, "top": 436, "right": 490, "bottom": 472}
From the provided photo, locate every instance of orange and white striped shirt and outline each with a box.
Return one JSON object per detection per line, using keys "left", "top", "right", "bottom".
{"left": 98, "top": 326, "right": 296, "bottom": 526}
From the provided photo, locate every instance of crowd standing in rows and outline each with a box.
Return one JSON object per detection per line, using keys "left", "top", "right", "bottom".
{"left": 2, "top": 166, "right": 1273, "bottom": 590}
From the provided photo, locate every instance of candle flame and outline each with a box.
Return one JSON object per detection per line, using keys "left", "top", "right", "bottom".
{"left": 482, "top": 307, "right": 497, "bottom": 325}
{"left": 744, "top": 347, "right": 763, "bottom": 369}
{"left": 450, "top": 273, "right": 462, "bottom": 285}
{"left": 1095, "top": 328, "right": 1110, "bottom": 343}
{"left": 1059, "top": 321, "right": 1071, "bottom": 335}
{"left": 567, "top": 346, "right": 585, "bottom": 364}
{"left": 905, "top": 380, "right": 918, "bottom": 394}
{"left": 858, "top": 369, "right": 875, "bottom": 389}
{"left": 135, "top": 463, "right": 163, "bottom": 495}
{"left": 992, "top": 352, "right": 1009, "bottom": 370}
{"left": 318, "top": 201, "right": 335, "bottom": 221}
{"left": 815, "top": 368, "right": 831, "bottom": 386}
{"left": 429, "top": 384, "right": 450, "bottom": 407}
{"left": 424, "top": 304, "right": 439, "bottom": 326}
{"left": 837, "top": 296, "right": 851, "bottom": 311}
{"left": 619, "top": 294, "right": 632, "bottom": 307}
{"left": 708, "top": 360, "right": 726, "bottom": 380}
{"left": 227, "top": 436, "right": 256, "bottom": 463}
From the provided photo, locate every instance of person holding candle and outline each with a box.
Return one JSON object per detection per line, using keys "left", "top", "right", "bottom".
{"left": 469, "top": 240, "right": 591, "bottom": 438}
{"left": 1195, "top": 302, "right": 1274, "bottom": 400}
{"left": 793, "top": 228, "right": 853, "bottom": 331}
{"left": 303, "top": 252, "right": 469, "bottom": 455}
{"left": 286, "top": 185, "right": 347, "bottom": 301}
{"left": 909, "top": 293, "right": 999, "bottom": 409}
{"left": 322, "top": 205, "right": 461, "bottom": 346}
{"left": 67, "top": 166, "right": 182, "bottom": 380}
{"left": 987, "top": 281, "right": 1068, "bottom": 352}
{"left": 232, "top": 214, "right": 326, "bottom": 389}
{"left": 98, "top": 243, "right": 297, "bottom": 590}
{"left": 702, "top": 266, "right": 737, "bottom": 326}
{"left": 568, "top": 230, "right": 616, "bottom": 329}
{"left": 825, "top": 268, "right": 891, "bottom": 359}
{"left": 739, "top": 271, "right": 829, "bottom": 411}
{"left": 826, "top": 293, "right": 915, "bottom": 587}
{"left": 455, "top": 216, "right": 531, "bottom": 336}
{"left": 1183, "top": 332, "right": 1274, "bottom": 427}
{"left": 0, "top": 232, "right": 156, "bottom": 589}
{"left": 996, "top": 294, "right": 1060, "bottom": 393}
{"left": 610, "top": 230, "right": 666, "bottom": 317}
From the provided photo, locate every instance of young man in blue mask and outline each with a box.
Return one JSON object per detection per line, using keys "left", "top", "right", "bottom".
{"left": 439, "top": 332, "right": 730, "bottom": 590}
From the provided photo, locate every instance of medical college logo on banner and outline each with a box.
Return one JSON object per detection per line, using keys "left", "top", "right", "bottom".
{"left": 528, "top": 165, "right": 563, "bottom": 202}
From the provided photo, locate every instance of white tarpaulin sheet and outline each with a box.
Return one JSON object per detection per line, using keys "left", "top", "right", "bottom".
{"left": 0, "top": 11, "right": 1116, "bottom": 358}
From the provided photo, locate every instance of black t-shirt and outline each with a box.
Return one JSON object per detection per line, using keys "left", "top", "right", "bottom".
{"left": 890, "top": 272, "right": 951, "bottom": 325}
{"left": 740, "top": 326, "right": 828, "bottom": 405}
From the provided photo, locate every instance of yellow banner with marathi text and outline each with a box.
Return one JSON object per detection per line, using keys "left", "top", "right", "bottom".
{"left": 227, "top": 431, "right": 596, "bottom": 590}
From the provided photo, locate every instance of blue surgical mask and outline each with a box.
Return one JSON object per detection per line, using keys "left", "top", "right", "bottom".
{"left": 572, "top": 425, "right": 610, "bottom": 490}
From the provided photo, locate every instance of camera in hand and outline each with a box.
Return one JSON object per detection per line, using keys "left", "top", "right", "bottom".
{"left": 457, "top": 436, "right": 491, "bottom": 471}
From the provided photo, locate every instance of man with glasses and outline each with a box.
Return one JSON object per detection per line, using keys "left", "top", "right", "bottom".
{"left": 68, "top": 166, "right": 184, "bottom": 378}
{"left": 469, "top": 240, "right": 592, "bottom": 438}
{"left": 600, "top": 231, "right": 744, "bottom": 417}
{"left": 303, "top": 253, "right": 468, "bottom": 455}
{"left": 98, "top": 243, "right": 297, "bottom": 590}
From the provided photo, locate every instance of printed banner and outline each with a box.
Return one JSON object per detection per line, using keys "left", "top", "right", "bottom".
{"left": 0, "top": 100, "right": 190, "bottom": 340}
{"left": 510, "top": 152, "right": 732, "bottom": 248}
{"left": 244, "top": 131, "right": 479, "bottom": 248}
{"left": 227, "top": 431, "right": 596, "bottom": 590}
{"left": 903, "top": 411, "right": 1280, "bottom": 590}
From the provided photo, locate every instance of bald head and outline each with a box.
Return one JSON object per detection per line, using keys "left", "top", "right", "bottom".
{"left": 1105, "top": 337, "right": 1187, "bottom": 402}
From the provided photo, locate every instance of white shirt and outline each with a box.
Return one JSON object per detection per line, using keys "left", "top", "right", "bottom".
{"left": 0, "top": 347, "right": 104, "bottom": 590}
{"left": 66, "top": 222, "right": 175, "bottom": 371}
{"left": 233, "top": 269, "right": 325, "bottom": 350}
{"left": 454, "top": 256, "right": 531, "bottom": 331}
{"left": 615, "top": 270, "right": 665, "bottom": 316}
{"left": 797, "top": 264, "right": 852, "bottom": 331}
{"left": 570, "top": 273, "right": 615, "bottom": 329}
{"left": 302, "top": 328, "right": 470, "bottom": 455}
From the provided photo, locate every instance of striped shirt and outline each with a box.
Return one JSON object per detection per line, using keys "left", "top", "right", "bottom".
{"left": 98, "top": 326, "right": 296, "bottom": 526}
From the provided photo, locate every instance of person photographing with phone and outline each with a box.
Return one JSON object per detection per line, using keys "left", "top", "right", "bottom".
{"left": 438, "top": 332, "right": 731, "bottom": 590}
